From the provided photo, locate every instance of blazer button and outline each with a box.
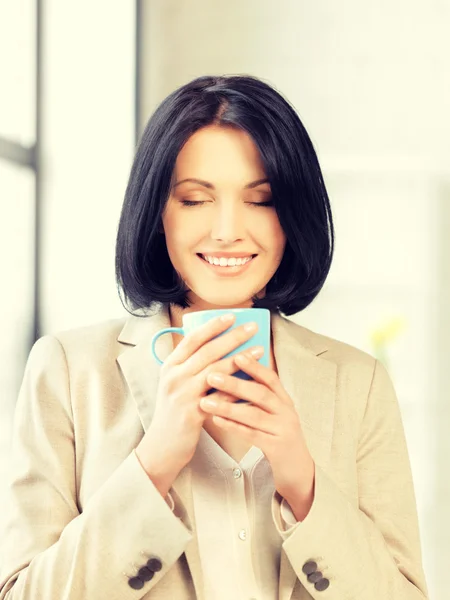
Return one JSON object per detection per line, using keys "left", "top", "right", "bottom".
{"left": 302, "top": 560, "right": 317, "bottom": 575}
{"left": 147, "top": 557, "right": 163, "bottom": 572}
{"left": 315, "top": 578, "right": 330, "bottom": 591}
{"left": 138, "top": 566, "right": 154, "bottom": 582}
{"left": 128, "top": 576, "right": 144, "bottom": 590}
{"left": 307, "top": 571, "right": 323, "bottom": 583}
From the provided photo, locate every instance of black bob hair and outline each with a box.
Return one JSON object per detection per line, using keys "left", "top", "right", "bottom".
{"left": 115, "top": 74, "right": 335, "bottom": 317}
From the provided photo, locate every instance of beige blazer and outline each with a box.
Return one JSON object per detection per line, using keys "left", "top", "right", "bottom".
{"left": 0, "top": 303, "right": 429, "bottom": 599}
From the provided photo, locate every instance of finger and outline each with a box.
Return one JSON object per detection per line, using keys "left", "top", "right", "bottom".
{"left": 169, "top": 316, "right": 259, "bottom": 379}
{"left": 211, "top": 416, "right": 271, "bottom": 446}
{"left": 187, "top": 322, "right": 259, "bottom": 377}
{"left": 190, "top": 345, "right": 264, "bottom": 399}
{"left": 167, "top": 313, "right": 236, "bottom": 366}
{"left": 202, "top": 398, "right": 274, "bottom": 435}
{"left": 198, "top": 391, "right": 240, "bottom": 413}
{"left": 203, "top": 345, "right": 264, "bottom": 381}
{"left": 206, "top": 371, "right": 276, "bottom": 413}
{"left": 234, "top": 354, "right": 291, "bottom": 405}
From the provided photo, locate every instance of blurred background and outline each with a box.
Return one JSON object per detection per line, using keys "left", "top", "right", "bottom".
{"left": 1, "top": 1, "right": 449, "bottom": 598}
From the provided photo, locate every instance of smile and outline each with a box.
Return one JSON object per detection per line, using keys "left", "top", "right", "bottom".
{"left": 197, "top": 254, "right": 257, "bottom": 276}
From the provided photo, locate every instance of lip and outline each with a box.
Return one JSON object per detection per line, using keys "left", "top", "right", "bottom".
{"left": 197, "top": 253, "right": 257, "bottom": 276}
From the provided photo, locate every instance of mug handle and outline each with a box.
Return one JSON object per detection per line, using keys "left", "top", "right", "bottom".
{"left": 151, "top": 327, "right": 185, "bottom": 365}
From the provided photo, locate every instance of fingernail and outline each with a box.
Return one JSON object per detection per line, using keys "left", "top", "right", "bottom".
{"left": 244, "top": 322, "right": 257, "bottom": 332}
{"left": 220, "top": 313, "right": 235, "bottom": 322}
{"left": 250, "top": 346, "right": 264, "bottom": 358}
{"left": 201, "top": 397, "right": 217, "bottom": 408}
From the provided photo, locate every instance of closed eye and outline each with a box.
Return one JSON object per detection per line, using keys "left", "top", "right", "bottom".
{"left": 180, "top": 200, "right": 273, "bottom": 207}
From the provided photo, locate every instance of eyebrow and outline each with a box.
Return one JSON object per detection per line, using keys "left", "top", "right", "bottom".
{"left": 172, "top": 177, "right": 271, "bottom": 190}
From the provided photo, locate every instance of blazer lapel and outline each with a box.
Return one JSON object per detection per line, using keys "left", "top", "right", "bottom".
{"left": 116, "top": 303, "right": 336, "bottom": 600}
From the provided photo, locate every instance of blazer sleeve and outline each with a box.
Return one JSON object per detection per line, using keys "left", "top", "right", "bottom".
{"left": 0, "top": 335, "right": 192, "bottom": 600}
{"left": 270, "top": 358, "right": 430, "bottom": 599}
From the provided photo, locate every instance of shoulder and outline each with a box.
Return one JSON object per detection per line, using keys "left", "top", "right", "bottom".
{"left": 31, "top": 316, "right": 129, "bottom": 369}
{"left": 280, "top": 313, "right": 375, "bottom": 363}
{"left": 279, "top": 313, "right": 377, "bottom": 375}
{"left": 52, "top": 316, "right": 128, "bottom": 347}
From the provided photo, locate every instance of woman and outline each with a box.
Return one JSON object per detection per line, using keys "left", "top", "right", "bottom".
{"left": 0, "top": 75, "right": 429, "bottom": 599}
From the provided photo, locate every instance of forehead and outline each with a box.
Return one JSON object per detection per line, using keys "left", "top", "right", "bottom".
{"left": 174, "top": 126, "right": 267, "bottom": 181}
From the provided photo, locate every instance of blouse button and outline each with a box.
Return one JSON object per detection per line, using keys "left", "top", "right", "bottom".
{"left": 233, "top": 467, "right": 242, "bottom": 478}
{"left": 238, "top": 529, "right": 247, "bottom": 540}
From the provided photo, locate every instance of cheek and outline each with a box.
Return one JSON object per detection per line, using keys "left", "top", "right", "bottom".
{"left": 257, "top": 218, "right": 286, "bottom": 251}
{"left": 163, "top": 214, "right": 192, "bottom": 249}
{"left": 277, "top": 231, "right": 287, "bottom": 255}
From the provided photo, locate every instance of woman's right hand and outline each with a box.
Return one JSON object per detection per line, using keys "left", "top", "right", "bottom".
{"left": 135, "top": 313, "right": 263, "bottom": 491}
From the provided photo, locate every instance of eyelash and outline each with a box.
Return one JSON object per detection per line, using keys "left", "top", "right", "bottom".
{"left": 181, "top": 200, "right": 274, "bottom": 207}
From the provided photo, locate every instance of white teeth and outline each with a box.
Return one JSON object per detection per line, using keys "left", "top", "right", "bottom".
{"left": 201, "top": 255, "right": 254, "bottom": 267}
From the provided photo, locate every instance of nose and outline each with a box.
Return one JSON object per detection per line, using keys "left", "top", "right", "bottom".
{"left": 210, "top": 202, "right": 246, "bottom": 242}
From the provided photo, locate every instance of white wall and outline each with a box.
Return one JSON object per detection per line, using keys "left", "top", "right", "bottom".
{"left": 0, "top": 0, "right": 135, "bottom": 562}
{"left": 40, "top": 1, "right": 135, "bottom": 334}
{"left": 139, "top": 1, "right": 450, "bottom": 597}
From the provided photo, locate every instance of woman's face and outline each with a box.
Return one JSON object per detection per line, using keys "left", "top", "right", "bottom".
{"left": 161, "top": 124, "right": 286, "bottom": 311}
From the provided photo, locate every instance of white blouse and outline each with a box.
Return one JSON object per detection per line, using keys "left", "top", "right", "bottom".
{"left": 154, "top": 427, "right": 300, "bottom": 599}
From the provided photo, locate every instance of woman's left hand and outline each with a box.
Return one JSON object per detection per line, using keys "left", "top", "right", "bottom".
{"left": 200, "top": 352, "right": 316, "bottom": 505}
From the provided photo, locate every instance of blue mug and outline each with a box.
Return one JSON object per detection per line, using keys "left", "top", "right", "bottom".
{"left": 151, "top": 308, "right": 271, "bottom": 403}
